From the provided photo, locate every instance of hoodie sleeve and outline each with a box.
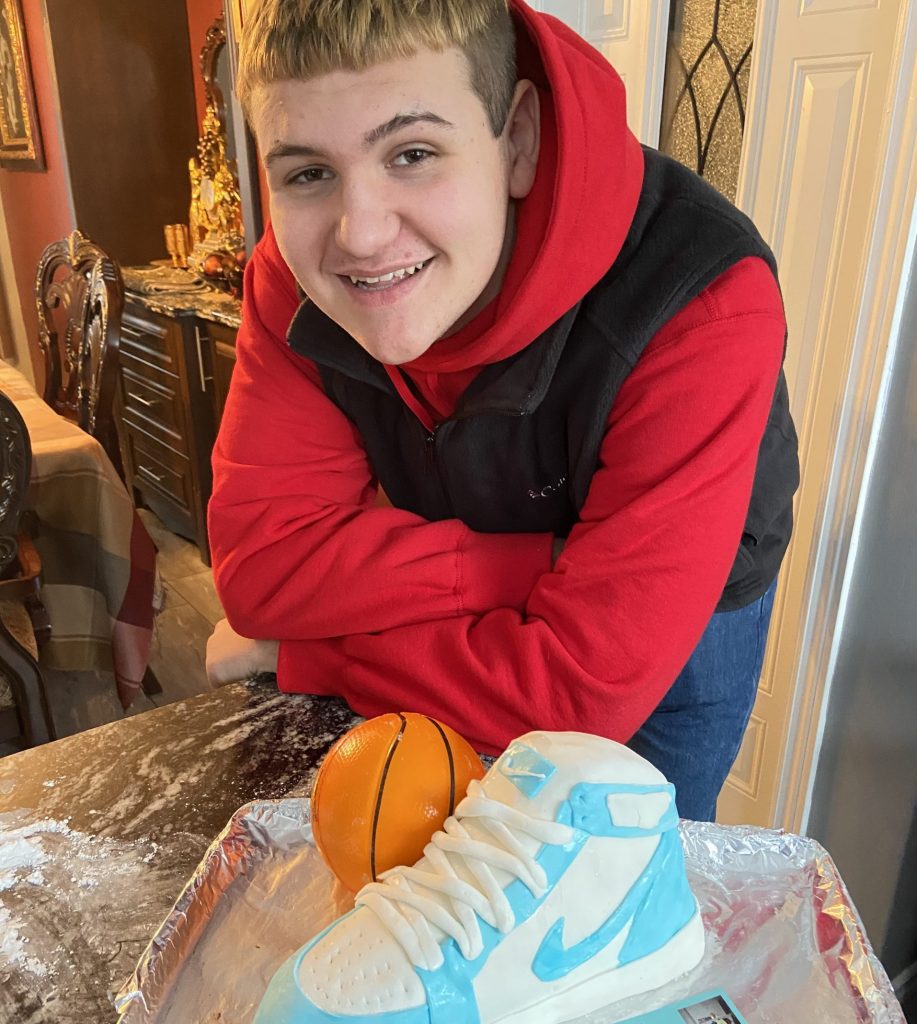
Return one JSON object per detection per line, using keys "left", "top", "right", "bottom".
{"left": 208, "top": 230, "right": 553, "bottom": 640}
{"left": 271, "top": 257, "right": 787, "bottom": 753}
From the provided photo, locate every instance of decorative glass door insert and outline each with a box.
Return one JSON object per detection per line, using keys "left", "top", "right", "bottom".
{"left": 659, "top": 0, "right": 758, "bottom": 201}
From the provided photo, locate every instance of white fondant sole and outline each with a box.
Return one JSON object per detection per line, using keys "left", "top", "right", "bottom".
{"left": 490, "top": 911, "right": 706, "bottom": 1024}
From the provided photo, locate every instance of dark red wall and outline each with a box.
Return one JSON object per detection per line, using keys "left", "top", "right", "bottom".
{"left": 186, "top": 0, "right": 224, "bottom": 130}
{"left": 0, "top": 1, "right": 263, "bottom": 382}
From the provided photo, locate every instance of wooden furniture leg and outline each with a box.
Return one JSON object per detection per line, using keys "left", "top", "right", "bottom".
{"left": 0, "top": 617, "right": 55, "bottom": 747}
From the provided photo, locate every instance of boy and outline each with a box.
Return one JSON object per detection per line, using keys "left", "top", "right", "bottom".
{"left": 206, "top": 0, "right": 799, "bottom": 821}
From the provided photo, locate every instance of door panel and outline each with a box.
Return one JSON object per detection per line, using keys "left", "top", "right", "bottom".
{"left": 719, "top": 2, "right": 916, "bottom": 828}
{"left": 528, "top": 0, "right": 670, "bottom": 144}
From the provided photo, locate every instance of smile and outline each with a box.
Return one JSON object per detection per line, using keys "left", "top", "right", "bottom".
{"left": 345, "top": 258, "right": 434, "bottom": 291}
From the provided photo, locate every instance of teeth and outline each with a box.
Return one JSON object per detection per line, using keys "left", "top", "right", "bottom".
{"left": 349, "top": 260, "right": 428, "bottom": 286}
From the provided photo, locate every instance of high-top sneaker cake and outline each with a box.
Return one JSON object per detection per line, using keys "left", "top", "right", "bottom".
{"left": 255, "top": 731, "right": 705, "bottom": 1023}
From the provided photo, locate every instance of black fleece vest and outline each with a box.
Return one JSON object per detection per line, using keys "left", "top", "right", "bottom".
{"left": 288, "top": 149, "right": 800, "bottom": 611}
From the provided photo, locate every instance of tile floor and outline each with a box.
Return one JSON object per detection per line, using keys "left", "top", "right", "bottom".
{"left": 5, "top": 510, "right": 222, "bottom": 749}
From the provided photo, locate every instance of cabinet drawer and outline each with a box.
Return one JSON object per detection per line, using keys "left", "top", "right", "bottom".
{"left": 120, "top": 364, "right": 187, "bottom": 453}
{"left": 124, "top": 423, "right": 194, "bottom": 513}
{"left": 119, "top": 344, "right": 178, "bottom": 389}
{"left": 122, "top": 303, "right": 182, "bottom": 372}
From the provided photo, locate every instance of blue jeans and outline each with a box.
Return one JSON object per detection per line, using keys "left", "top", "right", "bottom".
{"left": 626, "top": 581, "right": 777, "bottom": 822}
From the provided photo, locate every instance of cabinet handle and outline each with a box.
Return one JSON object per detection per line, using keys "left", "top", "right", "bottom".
{"left": 194, "top": 325, "right": 213, "bottom": 393}
{"left": 127, "top": 391, "right": 160, "bottom": 408}
{"left": 138, "top": 464, "right": 166, "bottom": 484}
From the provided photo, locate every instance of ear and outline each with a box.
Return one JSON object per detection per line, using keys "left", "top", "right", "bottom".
{"left": 504, "top": 79, "right": 540, "bottom": 199}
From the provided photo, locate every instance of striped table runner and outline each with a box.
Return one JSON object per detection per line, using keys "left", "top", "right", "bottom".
{"left": 0, "top": 359, "right": 156, "bottom": 708}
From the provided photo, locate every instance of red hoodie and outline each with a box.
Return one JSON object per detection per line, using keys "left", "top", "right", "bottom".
{"left": 209, "top": 1, "right": 786, "bottom": 755}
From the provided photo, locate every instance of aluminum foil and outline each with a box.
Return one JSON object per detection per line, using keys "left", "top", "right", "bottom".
{"left": 114, "top": 801, "right": 905, "bottom": 1024}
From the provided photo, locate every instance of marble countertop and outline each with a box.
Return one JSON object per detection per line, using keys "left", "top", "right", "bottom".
{"left": 121, "top": 266, "right": 242, "bottom": 328}
{"left": 0, "top": 680, "right": 358, "bottom": 1022}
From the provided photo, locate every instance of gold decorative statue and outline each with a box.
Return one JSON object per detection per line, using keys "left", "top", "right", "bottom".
{"left": 187, "top": 102, "right": 244, "bottom": 276}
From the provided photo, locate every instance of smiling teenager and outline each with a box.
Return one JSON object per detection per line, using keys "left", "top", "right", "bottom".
{"left": 206, "top": 0, "right": 799, "bottom": 824}
{"left": 258, "top": 44, "right": 533, "bottom": 365}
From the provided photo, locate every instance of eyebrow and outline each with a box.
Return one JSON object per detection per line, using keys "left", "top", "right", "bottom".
{"left": 264, "top": 111, "right": 455, "bottom": 167}
{"left": 363, "top": 111, "right": 455, "bottom": 146}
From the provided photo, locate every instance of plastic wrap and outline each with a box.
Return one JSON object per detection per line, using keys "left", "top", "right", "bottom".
{"left": 114, "top": 800, "right": 905, "bottom": 1023}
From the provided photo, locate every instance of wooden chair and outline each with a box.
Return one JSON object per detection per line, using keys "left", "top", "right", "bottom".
{"left": 35, "top": 230, "right": 163, "bottom": 700}
{"left": 36, "top": 229, "right": 125, "bottom": 478}
{"left": 0, "top": 390, "right": 55, "bottom": 750}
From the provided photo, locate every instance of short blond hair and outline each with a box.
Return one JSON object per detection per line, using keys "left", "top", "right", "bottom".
{"left": 238, "top": 0, "right": 517, "bottom": 136}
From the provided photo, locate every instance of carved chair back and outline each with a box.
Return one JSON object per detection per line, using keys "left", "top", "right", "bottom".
{"left": 36, "top": 229, "right": 124, "bottom": 472}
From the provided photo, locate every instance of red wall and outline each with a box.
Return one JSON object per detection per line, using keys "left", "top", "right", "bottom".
{"left": 0, "top": 0, "right": 222, "bottom": 383}
{"left": 0, "top": 0, "right": 75, "bottom": 383}
{"left": 0, "top": 2, "right": 263, "bottom": 381}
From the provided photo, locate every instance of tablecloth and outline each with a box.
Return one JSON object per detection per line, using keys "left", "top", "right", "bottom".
{"left": 0, "top": 358, "right": 156, "bottom": 708}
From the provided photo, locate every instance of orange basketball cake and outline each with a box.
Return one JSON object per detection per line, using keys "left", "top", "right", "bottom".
{"left": 258, "top": 729, "right": 705, "bottom": 1024}
{"left": 311, "top": 712, "right": 486, "bottom": 892}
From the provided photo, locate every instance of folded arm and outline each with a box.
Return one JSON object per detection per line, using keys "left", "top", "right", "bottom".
{"left": 208, "top": 234, "right": 553, "bottom": 641}
{"left": 271, "top": 295, "right": 786, "bottom": 751}
{"left": 210, "top": 244, "right": 786, "bottom": 751}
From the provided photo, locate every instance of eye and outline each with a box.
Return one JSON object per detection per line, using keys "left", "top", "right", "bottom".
{"left": 286, "top": 166, "right": 332, "bottom": 186}
{"left": 391, "top": 148, "right": 435, "bottom": 168}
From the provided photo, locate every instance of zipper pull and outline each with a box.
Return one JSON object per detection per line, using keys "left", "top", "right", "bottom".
{"left": 424, "top": 431, "right": 436, "bottom": 474}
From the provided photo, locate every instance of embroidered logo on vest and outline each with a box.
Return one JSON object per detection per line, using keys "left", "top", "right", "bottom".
{"left": 529, "top": 475, "right": 567, "bottom": 500}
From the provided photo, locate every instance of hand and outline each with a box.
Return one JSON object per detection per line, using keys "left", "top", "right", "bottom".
{"left": 205, "top": 618, "right": 280, "bottom": 688}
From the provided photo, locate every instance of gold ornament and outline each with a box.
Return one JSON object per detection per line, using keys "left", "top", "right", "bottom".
{"left": 187, "top": 102, "right": 244, "bottom": 275}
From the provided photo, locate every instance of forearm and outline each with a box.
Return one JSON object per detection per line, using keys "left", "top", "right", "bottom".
{"left": 211, "top": 240, "right": 554, "bottom": 639}
{"left": 272, "top": 298, "right": 787, "bottom": 748}
{"left": 212, "top": 491, "right": 553, "bottom": 639}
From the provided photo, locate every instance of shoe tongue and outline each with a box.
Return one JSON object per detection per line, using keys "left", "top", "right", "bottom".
{"left": 427, "top": 733, "right": 579, "bottom": 900}
{"left": 478, "top": 734, "right": 570, "bottom": 823}
{"left": 387, "top": 732, "right": 668, "bottom": 954}
{"left": 400, "top": 735, "right": 565, "bottom": 933}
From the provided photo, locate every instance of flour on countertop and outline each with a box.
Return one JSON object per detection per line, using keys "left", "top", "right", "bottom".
{"left": 0, "top": 819, "right": 72, "bottom": 891}
{"left": 0, "top": 811, "right": 196, "bottom": 1001}
{"left": 0, "top": 905, "right": 48, "bottom": 978}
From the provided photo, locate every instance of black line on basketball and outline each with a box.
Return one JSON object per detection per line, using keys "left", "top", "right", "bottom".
{"left": 370, "top": 713, "right": 407, "bottom": 881}
{"left": 426, "top": 716, "right": 456, "bottom": 816}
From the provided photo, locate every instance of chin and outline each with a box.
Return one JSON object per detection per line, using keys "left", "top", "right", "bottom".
{"left": 359, "top": 331, "right": 440, "bottom": 366}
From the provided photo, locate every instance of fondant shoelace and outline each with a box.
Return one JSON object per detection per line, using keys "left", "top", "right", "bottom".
{"left": 355, "top": 779, "right": 576, "bottom": 970}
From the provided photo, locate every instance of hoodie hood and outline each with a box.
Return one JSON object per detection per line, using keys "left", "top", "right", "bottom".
{"left": 401, "top": 0, "right": 644, "bottom": 379}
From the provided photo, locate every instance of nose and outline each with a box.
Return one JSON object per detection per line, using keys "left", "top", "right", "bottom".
{"left": 334, "top": 178, "right": 400, "bottom": 260}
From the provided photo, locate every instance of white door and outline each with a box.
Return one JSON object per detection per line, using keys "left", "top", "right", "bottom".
{"left": 718, "top": 3, "right": 917, "bottom": 829}
{"left": 540, "top": 0, "right": 917, "bottom": 832}
{"left": 530, "top": 0, "right": 670, "bottom": 144}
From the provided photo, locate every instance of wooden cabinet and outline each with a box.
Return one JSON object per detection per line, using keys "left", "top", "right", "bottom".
{"left": 118, "top": 299, "right": 235, "bottom": 566}
{"left": 198, "top": 319, "right": 239, "bottom": 424}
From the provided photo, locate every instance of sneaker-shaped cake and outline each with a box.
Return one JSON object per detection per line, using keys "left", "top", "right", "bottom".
{"left": 255, "top": 731, "right": 705, "bottom": 1023}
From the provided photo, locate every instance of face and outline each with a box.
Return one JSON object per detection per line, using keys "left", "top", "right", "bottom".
{"left": 251, "top": 47, "right": 538, "bottom": 365}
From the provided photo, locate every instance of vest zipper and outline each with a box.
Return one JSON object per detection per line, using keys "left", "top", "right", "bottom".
{"left": 424, "top": 429, "right": 437, "bottom": 474}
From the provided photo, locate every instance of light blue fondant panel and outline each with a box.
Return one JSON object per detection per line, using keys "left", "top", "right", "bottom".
{"left": 569, "top": 783, "right": 678, "bottom": 838}
{"left": 496, "top": 741, "right": 557, "bottom": 798}
{"left": 618, "top": 830, "right": 696, "bottom": 964}
{"left": 531, "top": 826, "right": 685, "bottom": 982}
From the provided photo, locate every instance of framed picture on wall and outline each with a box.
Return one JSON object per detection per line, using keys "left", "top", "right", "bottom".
{"left": 0, "top": 0, "right": 45, "bottom": 170}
